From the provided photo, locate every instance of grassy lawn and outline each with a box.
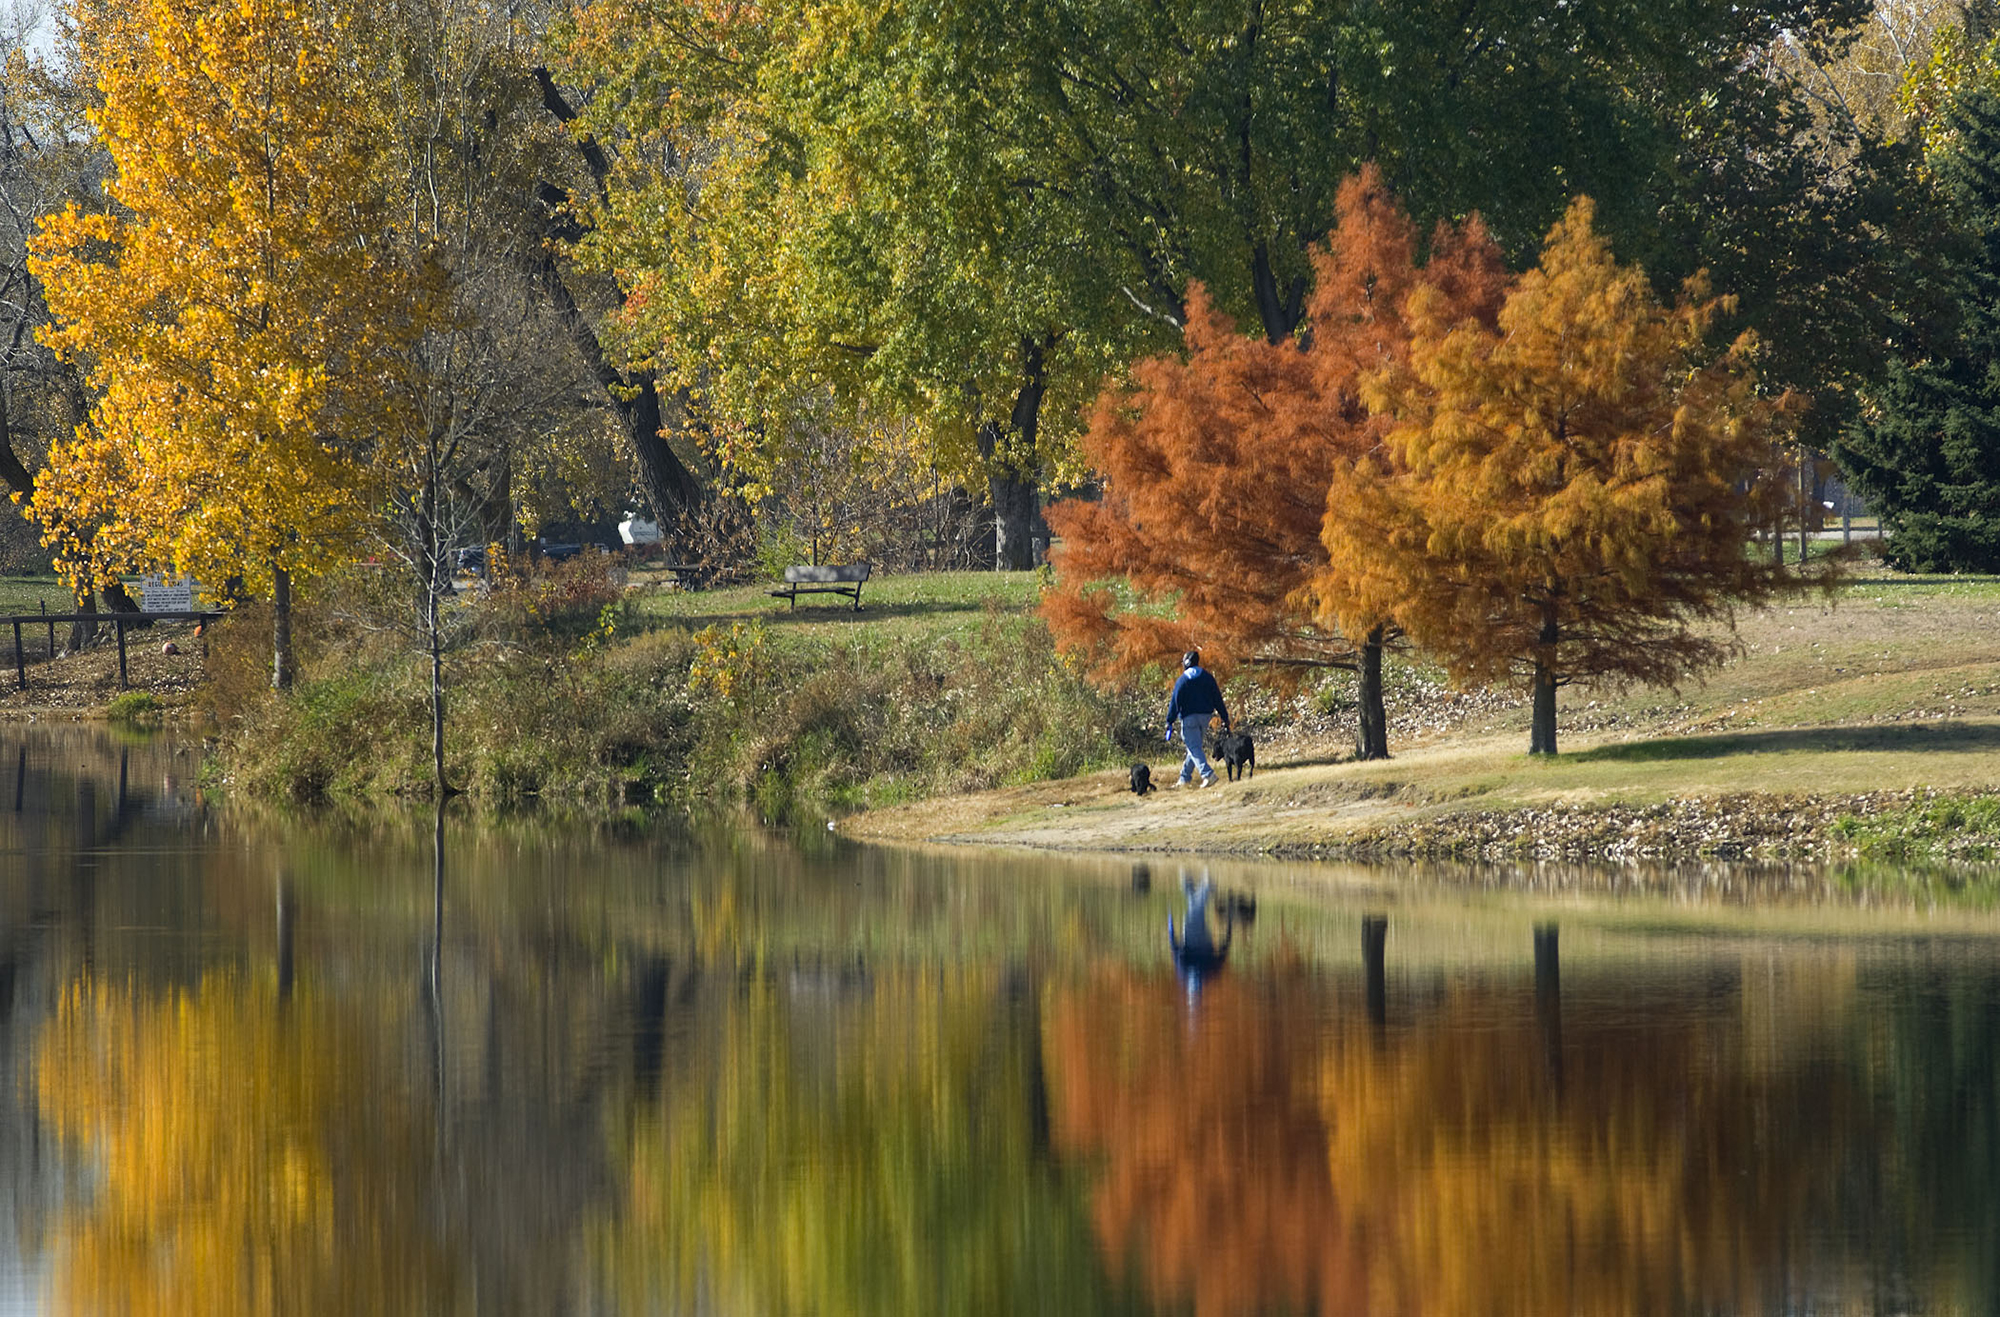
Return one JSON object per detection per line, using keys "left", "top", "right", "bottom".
{"left": 0, "top": 574, "right": 73, "bottom": 617}
{"left": 840, "top": 567, "right": 2000, "bottom": 850}
{"left": 14, "top": 552, "right": 2000, "bottom": 851}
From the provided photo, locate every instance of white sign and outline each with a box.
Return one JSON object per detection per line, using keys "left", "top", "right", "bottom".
{"left": 619, "top": 515, "right": 661, "bottom": 546}
{"left": 138, "top": 575, "right": 197, "bottom": 613}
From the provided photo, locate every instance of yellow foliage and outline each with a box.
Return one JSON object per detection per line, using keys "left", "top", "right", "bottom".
{"left": 688, "top": 620, "right": 766, "bottom": 702}
{"left": 1319, "top": 196, "right": 1793, "bottom": 704}
{"left": 27, "top": 0, "right": 433, "bottom": 597}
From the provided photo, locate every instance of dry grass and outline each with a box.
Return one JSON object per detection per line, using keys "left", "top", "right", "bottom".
{"left": 845, "top": 579, "right": 2000, "bottom": 852}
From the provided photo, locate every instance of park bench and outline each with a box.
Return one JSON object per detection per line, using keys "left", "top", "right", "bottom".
{"left": 770, "top": 563, "right": 871, "bottom": 611}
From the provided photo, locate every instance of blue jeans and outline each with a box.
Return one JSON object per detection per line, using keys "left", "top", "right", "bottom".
{"left": 1179, "top": 715, "right": 1215, "bottom": 783}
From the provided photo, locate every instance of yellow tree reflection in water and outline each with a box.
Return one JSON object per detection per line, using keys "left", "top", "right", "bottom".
{"left": 37, "top": 974, "right": 453, "bottom": 1316}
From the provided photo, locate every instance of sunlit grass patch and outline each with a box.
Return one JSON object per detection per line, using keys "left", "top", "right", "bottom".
{"left": 1831, "top": 792, "right": 2000, "bottom": 862}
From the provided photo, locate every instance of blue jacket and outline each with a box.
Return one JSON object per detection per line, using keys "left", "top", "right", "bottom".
{"left": 1166, "top": 667, "right": 1230, "bottom": 728}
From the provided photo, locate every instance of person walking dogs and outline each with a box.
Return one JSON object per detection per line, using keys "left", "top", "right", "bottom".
{"left": 1165, "top": 649, "right": 1230, "bottom": 788}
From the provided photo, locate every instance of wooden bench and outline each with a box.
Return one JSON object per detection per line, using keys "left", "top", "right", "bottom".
{"left": 770, "top": 563, "right": 871, "bottom": 611}
{"left": 659, "top": 562, "right": 713, "bottom": 590}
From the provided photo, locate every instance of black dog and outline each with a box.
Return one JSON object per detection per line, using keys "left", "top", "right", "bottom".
{"left": 1129, "top": 762, "right": 1157, "bottom": 795}
{"left": 1216, "top": 730, "right": 1255, "bottom": 781}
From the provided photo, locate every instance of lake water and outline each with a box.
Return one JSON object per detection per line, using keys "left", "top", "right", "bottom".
{"left": 3, "top": 727, "right": 1998, "bottom": 1315}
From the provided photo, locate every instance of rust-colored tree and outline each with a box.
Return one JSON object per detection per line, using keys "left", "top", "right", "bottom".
{"left": 1042, "top": 169, "right": 1505, "bottom": 759}
{"left": 1318, "top": 198, "right": 1795, "bottom": 755}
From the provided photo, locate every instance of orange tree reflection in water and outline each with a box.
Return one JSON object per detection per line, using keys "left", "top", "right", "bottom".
{"left": 37, "top": 974, "right": 452, "bottom": 1317}
{"left": 1045, "top": 963, "right": 1372, "bottom": 1316}
{"left": 1318, "top": 974, "right": 1864, "bottom": 1316}
{"left": 1047, "top": 960, "right": 1873, "bottom": 1317}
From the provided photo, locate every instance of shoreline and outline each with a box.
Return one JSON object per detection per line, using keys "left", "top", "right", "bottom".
{"left": 839, "top": 723, "right": 2000, "bottom": 867}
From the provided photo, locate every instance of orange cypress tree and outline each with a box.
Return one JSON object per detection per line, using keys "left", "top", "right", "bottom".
{"left": 1042, "top": 169, "right": 1505, "bottom": 758}
{"left": 1318, "top": 198, "right": 1794, "bottom": 756}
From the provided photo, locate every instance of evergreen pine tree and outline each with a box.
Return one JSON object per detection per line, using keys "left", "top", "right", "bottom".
{"left": 1836, "top": 81, "right": 2000, "bottom": 572}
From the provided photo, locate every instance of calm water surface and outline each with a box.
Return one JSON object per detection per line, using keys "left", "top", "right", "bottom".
{"left": 1, "top": 728, "right": 1998, "bottom": 1315}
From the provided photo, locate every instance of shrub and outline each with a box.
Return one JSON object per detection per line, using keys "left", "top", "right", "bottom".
{"left": 105, "top": 690, "right": 162, "bottom": 724}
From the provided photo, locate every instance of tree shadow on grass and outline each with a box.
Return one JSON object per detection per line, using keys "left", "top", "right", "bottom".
{"left": 1570, "top": 721, "right": 2000, "bottom": 763}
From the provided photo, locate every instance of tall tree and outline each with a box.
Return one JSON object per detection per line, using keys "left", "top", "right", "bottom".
{"left": 1834, "top": 78, "right": 2000, "bottom": 570}
{"left": 554, "top": 0, "right": 1875, "bottom": 573}
{"left": 1042, "top": 170, "right": 1506, "bottom": 760}
{"left": 552, "top": 0, "right": 1142, "bottom": 571}
{"left": 28, "top": 0, "right": 429, "bottom": 689}
{"left": 1320, "top": 199, "right": 1795, "bottom": 756}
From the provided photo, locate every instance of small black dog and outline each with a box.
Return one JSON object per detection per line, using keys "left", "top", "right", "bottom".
{"left": 1129, "top": 762, "right": 1157, "bottom": 795}
{"left": 1216, "top": 730, "right": 1255, "bottom": 781}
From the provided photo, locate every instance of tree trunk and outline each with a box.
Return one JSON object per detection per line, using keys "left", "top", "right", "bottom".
{"left": 479, "top": 445, "right": 512, "bottom": 553}
{"left": 532, "top": 75, "right": 706, "bottom": 547}
{"left": 430, "top": 621, "right": 448, "bottom": 798}
{"left": 1798, "top": 446, "right": 1811, "bottom": 566}
{"left": 0, "top": 389, "right": 33, "bottom": 498}
{"left": 66, "top": 582, "right": 94, "bottom": 652}
{"left": 1528, "top": 601, "right": 1559, "bottom": 755}
{"left": 1530, "top": 659, "right": 1557, "bottom": 755}
{"left": 985, "top": 450, "right": 1040, "bottom": 571}
{"left": 1355, "top": 628, "right": 1389, "bottom": 760}
{"left": 976, "top": 336, "right": 1051, "bottom": 572}
{"left": 1249, "top": 241, "right": 1308, "bottom": 344}
{"left": 271, "top": 565, "right": 293, "bottom": 692}
{"left": 527, "top": 239, "right": 703, "bottom": 537}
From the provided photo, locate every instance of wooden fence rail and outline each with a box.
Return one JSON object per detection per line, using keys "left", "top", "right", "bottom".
{"left": 2, "top": 610, "right": 225, "bottom": 692}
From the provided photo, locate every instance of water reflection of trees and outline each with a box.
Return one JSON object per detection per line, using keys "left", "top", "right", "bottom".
{"left": 9, "top": 728, "right": 2000, "bottom": 1316}
{"left": 1046, "top": 964, "right": 1367, "bottom": 1316}
{"left": 589, "top": 966, "right": 1144, "bottom": 1316}
{"left": 1044, "top": 958, "right": 2000, "bottom": 1317}
{"left": 38, "top": 975, "right": 453, "bottom": 1315}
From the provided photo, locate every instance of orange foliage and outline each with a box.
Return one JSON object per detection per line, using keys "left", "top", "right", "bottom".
{"left": 1319, "top": 981, "right": 1860, "bottom": 1316}
{"left": 1042, "top": 168, "right": 1505, "bottom": 682}
{"left": 1318, "top": 197, "right": 1795, "bottom": 751}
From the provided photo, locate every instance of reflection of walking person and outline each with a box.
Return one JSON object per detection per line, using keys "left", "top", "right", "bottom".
{"left": 1168, "top": 874, "right": 1233, "bottom": 1005}
{"left": 1165, "top": 649, "right": 1230, "bottom": 787}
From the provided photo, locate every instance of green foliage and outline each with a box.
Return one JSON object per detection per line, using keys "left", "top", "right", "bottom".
{"left": 552, "top": 0, "right": 1879, "bottom": 535}
{"left": 103, "top": 690, "right": 161, "bottom": 724}
{"left": 1837, "top": 80, "right": 2000, "bottom": 572}
{"left": 1831, "top": 791, "right": 2000, "bottom": 862}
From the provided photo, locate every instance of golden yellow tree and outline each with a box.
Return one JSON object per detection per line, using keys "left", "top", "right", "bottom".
{"left": 1318, "top": 198, "right": 1794, "bottom": 755}
{"left": 28, "top": 0, "right": 428, "bottom": 688}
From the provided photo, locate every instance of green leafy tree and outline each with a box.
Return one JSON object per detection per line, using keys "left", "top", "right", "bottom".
{"left": 553, "top": 0, "right": 1873, "bottom": 571}
{"left": 1835, "top": 79, "right": 2000, "bottom": 571}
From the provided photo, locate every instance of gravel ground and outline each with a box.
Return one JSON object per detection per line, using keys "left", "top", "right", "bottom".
{"left": 1271, "top": 789, "right": 1939, "bottom": 864}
